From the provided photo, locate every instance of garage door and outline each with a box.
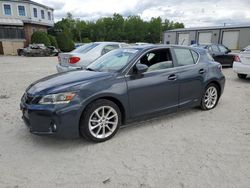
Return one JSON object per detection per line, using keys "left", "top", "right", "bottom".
{"left": 198, "top": 32, "right": 212, "bottom": 44}
{"left": 178, "top": 33, "right": 189, "bottom": 46}
{"left": 222, "top": 31, "right": 239, "bottom": 50}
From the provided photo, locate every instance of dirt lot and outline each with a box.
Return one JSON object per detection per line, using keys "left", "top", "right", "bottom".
{"left": 0, "top": 56, "right": 250, "bottom": 188}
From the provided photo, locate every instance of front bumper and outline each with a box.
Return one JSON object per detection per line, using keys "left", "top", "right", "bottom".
{"left": 56, "top": 63, "right": 82, "bottom": 73}
{"left": 233, "top": 62, "right": 250, "bottom": 75}
{"left": 20, "top": 101, "right": 82, "bottom": 138}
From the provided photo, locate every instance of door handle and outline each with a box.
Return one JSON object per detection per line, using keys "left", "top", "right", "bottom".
{"left": 199, "top": 69, "right": 205, "bottom": 74}
{"left": 168, "top": 74, "right": 177, "bottom": 80}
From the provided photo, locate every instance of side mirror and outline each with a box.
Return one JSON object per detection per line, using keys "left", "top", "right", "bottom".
{"left": 134, "top": 64, "right": 148, "bottom": 74}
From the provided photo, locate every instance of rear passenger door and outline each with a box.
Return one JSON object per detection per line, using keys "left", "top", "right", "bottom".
{"left": 172, "top": 47, "right": 207, "bottom": 108}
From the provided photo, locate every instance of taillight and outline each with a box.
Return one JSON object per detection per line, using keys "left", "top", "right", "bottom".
{"left": 69, "top": 57, "right": 80, "bottom": 64}
{"left": 58, "top": 56, "right": 61, "bottom": 62}
{"left": 234, "top": 55, "right": 241, "bottom": 62}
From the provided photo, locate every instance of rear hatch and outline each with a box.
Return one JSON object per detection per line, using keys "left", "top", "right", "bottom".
{"left": 240, "top": 52, "right": 250, "bottom": 65}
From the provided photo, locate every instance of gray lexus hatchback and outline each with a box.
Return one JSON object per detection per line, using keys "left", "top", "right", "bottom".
{"left": 20, "top": 45, "right": 225, "bottom": 142}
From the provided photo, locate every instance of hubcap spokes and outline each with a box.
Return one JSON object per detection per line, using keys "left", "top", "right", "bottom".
{"left": 89, "top": 106, "right": 118, "bottom": 139}
{"left": 204, "top": 86, "right": 218, "bottom": 109}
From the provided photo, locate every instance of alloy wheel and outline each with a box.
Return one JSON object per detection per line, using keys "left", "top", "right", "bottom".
{"left": 204, "top": 86, "right": 218, "bottom": 109}
{"left": 88, "top": 106, "right": 118, "bottom": 139}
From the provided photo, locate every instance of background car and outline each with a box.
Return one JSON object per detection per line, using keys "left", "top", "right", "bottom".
{"left": 233, "top": 51, "right": 250, "bottom": 79}
{"left": 18, "top": 44, "right": 59, "bottom": 57}
{"left": 21, "top": 45, "right": 225, "bottom": 142}
{"left": 191, "top": 43, "right": 235, "bottom": 67}
{"left": 240, "top": 45, "right": 250, "bottom": 52}
{"left": 56, "top": 42, "right": 129, "bottom": 72}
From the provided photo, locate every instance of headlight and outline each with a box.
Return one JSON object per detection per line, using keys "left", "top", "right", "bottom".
{"left": 39, "top": 92, "right": 76, "bottom": 104}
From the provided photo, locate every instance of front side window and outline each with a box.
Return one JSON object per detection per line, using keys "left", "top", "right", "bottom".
{"left": 101, "top": 45, "right": 119, "bottom": 55}
{"left": 87, "top": 48, "right": 138, "bottom": 72}
{"left": 33, "top": 8, "right": 37, "bottom": 17}
{"left": 174, "top": 48, "right": 196, "bottom": 66}
{"left": 3, "top": 4, "right": 11, "bottom": 15}
{"left": 137, "top": 49, "right": 173, "bottom": 72}
{"left": 18, "top": 5, "right": 26, "bottom": 16}
{"left": 41, "top": 10, "right": 45, "bottom": 19}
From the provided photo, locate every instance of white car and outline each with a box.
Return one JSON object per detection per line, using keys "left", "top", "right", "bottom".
{"left": 56, "top": 42, "right": 129, "bottom": 72}
{"left": 233, "top": 51, "right": 250, "bottom": 79}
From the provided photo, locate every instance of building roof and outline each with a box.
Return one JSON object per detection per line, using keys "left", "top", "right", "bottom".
{"left": 2, "top": 0, "right": 54, "bottom": 10}
{"left": 165, "top": 24, "right": 250, "bottom": 32}
{"left": 0, "top": 18, "right": 23, "bottom": 26}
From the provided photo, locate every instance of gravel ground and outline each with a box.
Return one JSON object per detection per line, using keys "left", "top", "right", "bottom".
{"left": 0, "top": 56, "right": 250, "bottom": 188}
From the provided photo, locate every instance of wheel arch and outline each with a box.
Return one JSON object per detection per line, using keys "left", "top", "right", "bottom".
{"left": 80, "top": 95, "right": 127, "bottom": 125}
{"left": 206, "top": 80, "right": 222, "bottom": 97}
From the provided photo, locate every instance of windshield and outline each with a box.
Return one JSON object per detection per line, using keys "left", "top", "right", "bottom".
{"left": 71, "top": 43, "right": 99, "bottom": 53}
{"left": 87, "top": 48, "right": 139, "bottom": 72}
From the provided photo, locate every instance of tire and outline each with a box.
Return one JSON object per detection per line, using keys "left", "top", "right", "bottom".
{"left": 238, "top": 74, "right": 247, "bottom": 79}
{"left": 80, "top": 99, "right": 121, "bottom": 142}
{"left": 200, "top": 83, "right": 219, "bottom": 110}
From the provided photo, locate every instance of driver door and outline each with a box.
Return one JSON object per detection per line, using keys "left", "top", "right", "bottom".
{"left": 125, "top": 48, "right": 179, "bottom": 118}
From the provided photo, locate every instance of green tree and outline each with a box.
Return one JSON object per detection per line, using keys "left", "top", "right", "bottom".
{"left": 48, "top": 35, "right": 58, "bottom": 48}
{"left": 31, "top": 31, "right": 51, "bottom": 46}
{"left": 49, "top": 13, "right": 185, "bottom": 44}
{"left": 56, "top": 32, "right": 74, "bottom": 52}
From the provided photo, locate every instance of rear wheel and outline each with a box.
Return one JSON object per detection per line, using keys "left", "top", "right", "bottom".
{"left": 238, "top": 74, "right": 247, "bottom": 79}
{"left": 80, "top": 99, "right": 121, "bottom": 142}
{"left": 201, "top": 83, "right": 219, "bottom": 110}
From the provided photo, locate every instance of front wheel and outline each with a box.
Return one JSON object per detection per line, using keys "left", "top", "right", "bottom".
{"left": 238, "top": 74, "right": 247, "bottom": 79}
{"left": 80, "top": 99, "right": 121, "bottom": 142}
{"left": 200, "top": 84, "right": 219, "bottom": 110}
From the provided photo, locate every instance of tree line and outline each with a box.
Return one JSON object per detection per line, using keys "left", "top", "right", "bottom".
{"left": 49, "top": 13, "right": 184, "bottom": 45}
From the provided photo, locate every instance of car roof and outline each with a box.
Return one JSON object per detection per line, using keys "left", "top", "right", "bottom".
{"left": 122, "top": 44, "right": 206, "bottom": 54}
{"left": 93, "top": 41, "right": 121, "bottom": 45}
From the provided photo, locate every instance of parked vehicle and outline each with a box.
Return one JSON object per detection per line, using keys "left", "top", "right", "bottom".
{"left": 233, "top": 51, "right": 250, "bottom": 79}
{"left": 241, "top": 45, "right": 250, "bottom": 52}
{"left": 20, "top": 45, "right": 225, "bottom": 142}
{"left": 18, "top": 44, "right": 59, "bottom": 57}
{"left": 57, "top": 42, "right": 129, "bottom": 72}
{"left": 191, "top": 43, "right": 235, "bottom": 67}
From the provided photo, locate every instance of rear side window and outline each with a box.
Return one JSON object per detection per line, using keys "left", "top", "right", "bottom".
{"left": 218, "top": 45, "right": 228, "bottom": 53}
{"left": 72, "top": 43, "right": 99, "bottom": 53}
{"left": 211, "top": 45, "right": 220, "bottom": 52}
{"left": 173, "top": 48, "right": 196, "bottom": 66}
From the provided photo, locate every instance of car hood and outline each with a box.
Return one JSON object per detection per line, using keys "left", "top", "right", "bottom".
{"left": 27, "top": 70, "right": 112, "bottom": 95}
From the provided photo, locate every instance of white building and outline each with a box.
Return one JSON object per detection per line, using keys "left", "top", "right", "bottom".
{"left": 0, "top": 0, "right": 54, "bottom": 55}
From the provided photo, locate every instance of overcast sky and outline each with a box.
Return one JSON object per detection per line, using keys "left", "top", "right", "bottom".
{"left": 36, "top": 0, "right": 250, "bottom": 27}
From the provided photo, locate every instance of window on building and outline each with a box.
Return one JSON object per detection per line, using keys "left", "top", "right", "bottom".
{"left": 33, "top": 8, "right": 37, "bottom": 17}
{"left": 0, "top": 26, "right": 25, "bottom": 39}
{"left": 48, "top": 12, "right": 51, "bottom": 20}
{"left": 18, "top": 5, "right": 26, "bottom": 16}
{"left": 41, "top": 10, "right": 45, "bottom": 19}
{"left": 3, "top": 4, "right": 12, "bottom": 15}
